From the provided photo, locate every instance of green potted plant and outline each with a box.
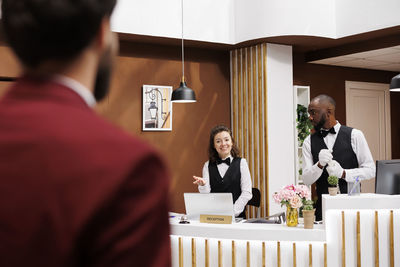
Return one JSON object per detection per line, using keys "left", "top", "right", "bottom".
{"left": 327, "top": 175, "right": 339, "bottom": 196}
{"left": 302, "top": 200, "right": 315, "bottom": 229}
{"left": 296, "top": 104, "right": 313, "bottom": 146}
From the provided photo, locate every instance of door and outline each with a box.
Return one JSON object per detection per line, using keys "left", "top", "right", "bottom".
{"left": 345, "top": 81, "right": 391, "bottom": 193}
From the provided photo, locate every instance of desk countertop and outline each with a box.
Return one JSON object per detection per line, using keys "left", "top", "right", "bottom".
{"left": 170, "top": 218, "right": 325, "bottom": 241}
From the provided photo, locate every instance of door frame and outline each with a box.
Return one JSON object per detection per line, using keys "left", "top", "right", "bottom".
{"left": 345, "top": 81, "right": 391, "bottom": 160}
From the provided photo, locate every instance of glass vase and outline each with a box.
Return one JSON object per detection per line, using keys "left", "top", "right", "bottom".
{"left": 286, "top": 205, "right": 298, "bottom": 227}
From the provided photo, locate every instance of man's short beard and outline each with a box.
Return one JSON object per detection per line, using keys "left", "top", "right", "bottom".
{"left": 93, "top": 47, "right": 112, "bottom": 102}
{"left": 314, "top": 113, "right": 327, "bottom": 131}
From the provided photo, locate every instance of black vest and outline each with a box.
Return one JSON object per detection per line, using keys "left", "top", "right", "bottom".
{"left": 311, "top": 125, "right": 359, "bottom": 221}
{"left": 208, "top": 157, "right": 245, "bottom": 217}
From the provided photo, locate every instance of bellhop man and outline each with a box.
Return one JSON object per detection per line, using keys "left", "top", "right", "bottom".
{"left": 301, "top": 94, "right": 375, "bottom": 221}
{"left": 0, "top": 0, "right": 171, "bottom": 266}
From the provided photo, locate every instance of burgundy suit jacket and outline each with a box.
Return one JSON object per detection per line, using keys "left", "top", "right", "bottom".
{"left": 0, "top": 76, "right": 171, "bottom": 267}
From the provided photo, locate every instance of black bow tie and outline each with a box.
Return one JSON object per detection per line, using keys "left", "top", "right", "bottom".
{"left": 217, "top": 157, "right": 231, "bottom": 166}
{"left": 319, "top": 127, "right": 336, "bottom": 138}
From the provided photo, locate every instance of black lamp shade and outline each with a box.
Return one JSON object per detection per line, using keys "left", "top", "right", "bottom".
{"left": 390, "top": 73, "right": 400, "bottom": 92}
{"left": 171, "top": 81, "right": 196, "bottom": 102}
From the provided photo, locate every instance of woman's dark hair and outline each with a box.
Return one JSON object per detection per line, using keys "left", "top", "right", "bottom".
{"left": 208, "top": 125, "right": 240, "bottom": 164}
{"left": 1, "top": 0, "right": 117, "bottom": 68}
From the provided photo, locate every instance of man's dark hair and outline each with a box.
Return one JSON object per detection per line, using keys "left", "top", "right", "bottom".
{"left": 208, "top": 125, "right": 240, "bottom": 164}
{"left": 1, "top": 0, "right": 117, "bottom": 68}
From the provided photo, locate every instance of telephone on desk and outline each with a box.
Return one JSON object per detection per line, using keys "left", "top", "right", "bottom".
{"left": 244, "top": 212, "right": 286, "bottom": 224}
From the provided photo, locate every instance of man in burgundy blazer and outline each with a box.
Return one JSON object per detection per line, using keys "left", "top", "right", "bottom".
{"left": 0, "top": 1, "right": 171, "bottom": 266}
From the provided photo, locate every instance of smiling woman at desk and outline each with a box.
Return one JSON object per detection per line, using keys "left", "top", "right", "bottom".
{"left": 193, "top": 125, "right": 252, "bottom": 218}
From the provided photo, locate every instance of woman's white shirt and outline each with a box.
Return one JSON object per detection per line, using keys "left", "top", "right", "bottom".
{"left": 197, "top": 156, "right": 252, "bottom": 217}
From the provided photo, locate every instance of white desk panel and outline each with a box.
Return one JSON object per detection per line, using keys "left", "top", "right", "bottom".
{"left": 170, "top": 219, "right": 325, "bottom": 242}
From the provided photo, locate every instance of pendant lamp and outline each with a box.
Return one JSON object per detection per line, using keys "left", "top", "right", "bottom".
{"left": 171, "top": 0, "right": 196, "bottom": 103}
{"left": 390, "top": 73, "right": 400, "bottom": 92}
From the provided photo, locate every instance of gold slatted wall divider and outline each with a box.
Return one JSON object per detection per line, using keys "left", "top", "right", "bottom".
{"left": 230, "top": 44, "right": 269, "bottom": 218}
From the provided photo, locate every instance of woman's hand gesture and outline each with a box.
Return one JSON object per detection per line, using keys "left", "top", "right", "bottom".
{"left": 192, "top": 176, "right": 206, "bottom": 186}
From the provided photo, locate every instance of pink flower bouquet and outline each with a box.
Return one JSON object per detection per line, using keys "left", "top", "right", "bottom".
{"left": 273, "top": 184, "right": 311, "bottom": 209}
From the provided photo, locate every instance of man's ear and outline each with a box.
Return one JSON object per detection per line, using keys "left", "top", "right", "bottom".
{"left": 93, "top": 17, "right": 111, "bottom": 52}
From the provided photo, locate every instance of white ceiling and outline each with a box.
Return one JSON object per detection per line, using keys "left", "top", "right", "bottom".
{"left": 310, "top": 45, "right": 400, "bottom": 72}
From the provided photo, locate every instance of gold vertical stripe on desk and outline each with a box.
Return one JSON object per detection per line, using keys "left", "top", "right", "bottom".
{"left": 179, "top": 237, "right": 183, "bottom": 267}
{"left": 357, "top": 211, "right": 361, "bottom": 267}
{"left": 324, "top": 243, "right": 327, "bottom": 267}
{"left": 293, "top": 243, "right": 297, "bottom": 267}
{"left": 262, "top": 43, "right": 269, "bottom": 216}
{"left": 262, "top": 242, "right": 266, "bottom": 267}
{"left": 205, "top": 239, "right": 209, "bottom": 267}
{"left": 218, "top": 240, "right": 222, "bottom": 267}
{"left": 342, "top": 211, "right": 346, "bottom": 267}
{"left": 390, "top": 210, "right": 394, "bottom": 267}
{"left": 309, "top": 244, "right": 313, "bottom": 267}
{"left": 191, "top": 238, "right": 196, "bottom": 267}
{"left": 247, "top": 241, "right": 251, "bottom": 267}
{"left": 232, "top": 240, "right": 236, "bottom": 267}
{"left": 277, "top": 241, "right": 281, "bottom": 267}
{"left": 375, "top": 211, "right": 379, "bottom": 267}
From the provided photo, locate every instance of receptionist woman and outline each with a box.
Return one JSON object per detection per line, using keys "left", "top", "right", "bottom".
{"left": 193, "top": 125, "right": 252, "bottom": 218}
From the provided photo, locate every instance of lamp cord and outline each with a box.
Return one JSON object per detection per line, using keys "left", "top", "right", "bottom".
{"left": 181, "top": 0, "right": 184, "bottom": 80}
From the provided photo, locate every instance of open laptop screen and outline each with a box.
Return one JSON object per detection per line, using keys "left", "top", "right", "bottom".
{"left": 184, "top": 193, "right": 235, "bottom": 220}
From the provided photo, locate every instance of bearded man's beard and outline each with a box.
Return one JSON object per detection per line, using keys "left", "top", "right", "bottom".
{"left": 93, "top": 46, "right": 112, "bottom": 102}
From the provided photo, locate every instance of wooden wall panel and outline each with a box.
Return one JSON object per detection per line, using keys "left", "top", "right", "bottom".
{"left": 98, "top": 41, "right": 231, "bottom": 213}
{"left": 230, "top": 44, "right": 269, "bottom": 218}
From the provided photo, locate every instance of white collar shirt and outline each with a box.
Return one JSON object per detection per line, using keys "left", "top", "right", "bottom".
{"left": 301, "top": 121, "right": 375, "bottom": 184}
{"left": 52, "top": 75, "right": 96, "bottom": 108}
{"left": 196, "top": 155, "right": 253, "bottom": 217}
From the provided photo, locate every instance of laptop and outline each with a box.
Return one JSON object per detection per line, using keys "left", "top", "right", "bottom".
{"left": 183, "top": 193, "right": 235, "bottom": 221}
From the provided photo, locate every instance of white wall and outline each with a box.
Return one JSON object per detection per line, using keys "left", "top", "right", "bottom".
{"left": 110, "top": 0, "right": 400, "bottom": 45}
{"left": 335, "top": 0, "right": 400, "bottom": 38}
{"left": 111, "top": 0, "right": 235, "bottom": 44}
{"left": 266, "top": 43, "right": 295, "bottom": 215}
{"left": 234, "top": 0, "right": 336, "bottom": 43}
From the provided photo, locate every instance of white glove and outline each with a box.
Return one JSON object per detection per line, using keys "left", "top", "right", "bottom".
{"left": 326, "top": 160, "right": 344, "bottom": 178}
{"left": 318, "top": 149, "right": 333, "bottom": 167}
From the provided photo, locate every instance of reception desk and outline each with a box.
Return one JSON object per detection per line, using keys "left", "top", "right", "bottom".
{"left": 170, "top": 193, "right": 400, "bottom": 267}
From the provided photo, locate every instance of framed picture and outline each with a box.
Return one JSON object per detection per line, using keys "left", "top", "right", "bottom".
{"left": 142, "top": 85, "right": 173, "bottom": 131}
